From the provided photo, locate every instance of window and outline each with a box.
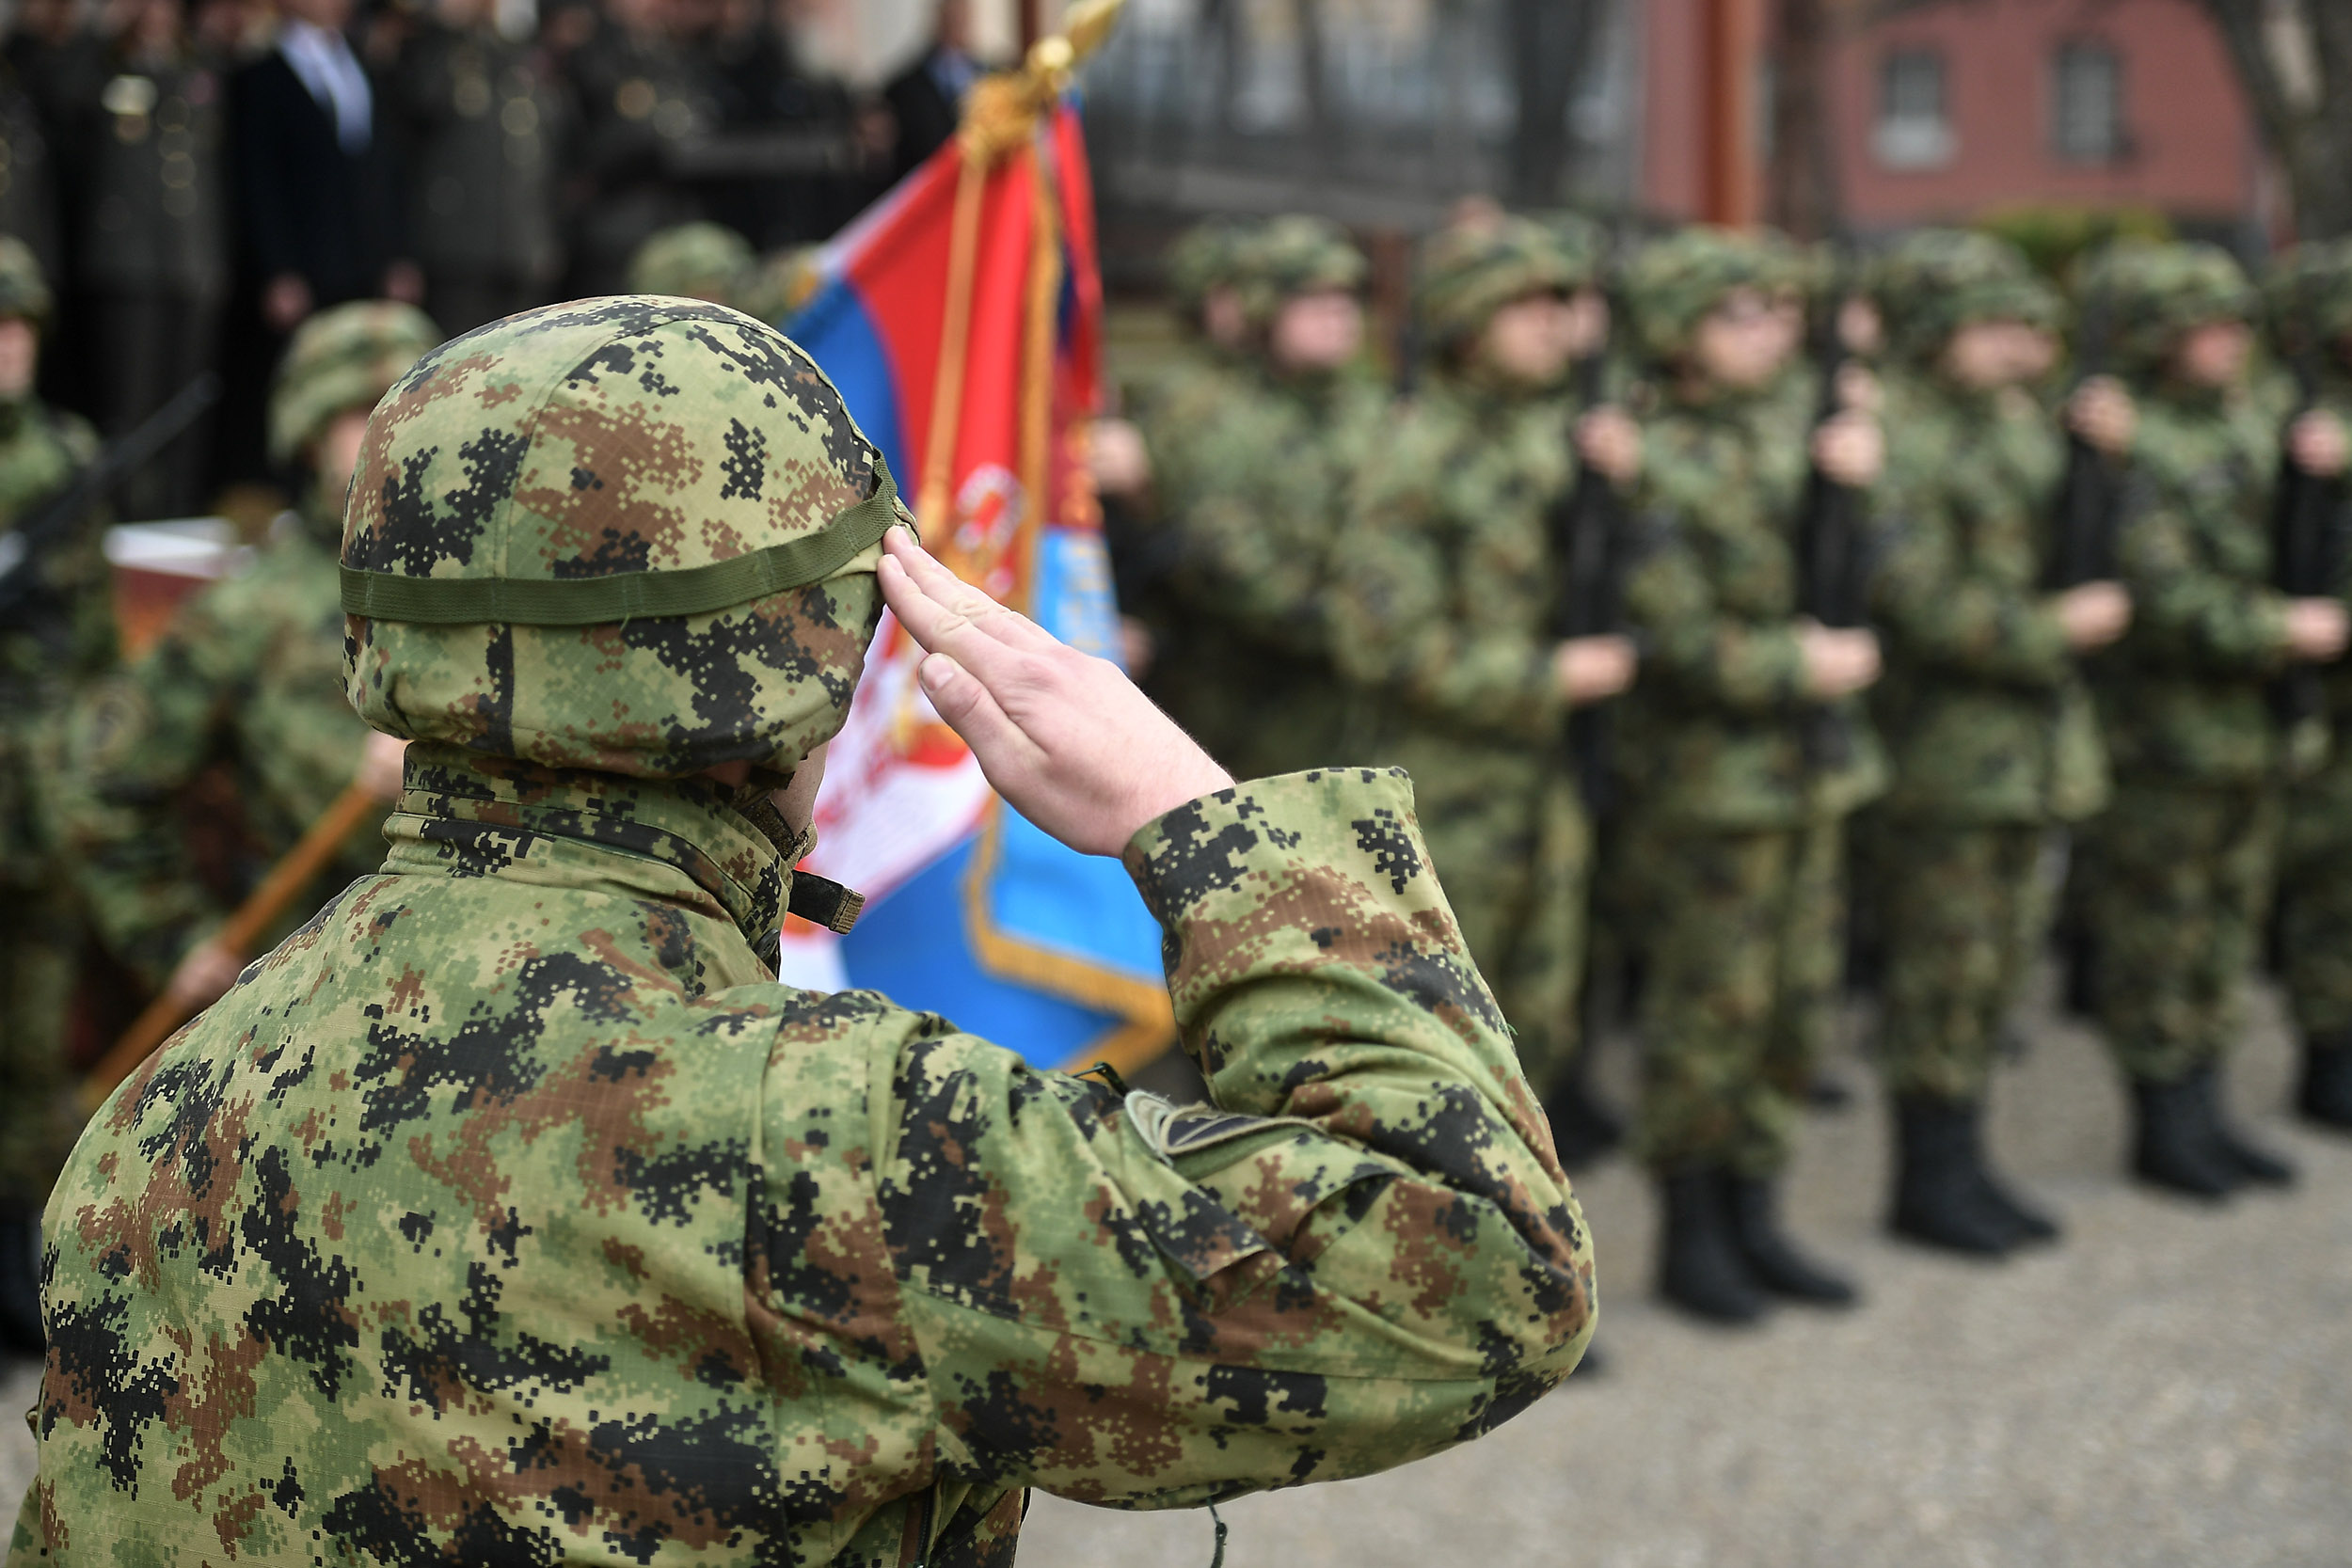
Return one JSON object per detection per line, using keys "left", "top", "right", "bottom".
{"left": 1872, "top": 48, "right": 1954, "bottom": 169}
{"left": 2054, "top": 41, "right": 2125, "bottom": 163}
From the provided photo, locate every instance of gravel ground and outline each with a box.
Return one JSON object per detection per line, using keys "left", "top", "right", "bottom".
{"left": 8, "top": 970, "right": 2349, "bottom": 1564}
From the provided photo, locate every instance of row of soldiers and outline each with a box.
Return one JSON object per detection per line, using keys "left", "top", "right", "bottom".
{"left": 0, "top": 0, "right": 939, "bottom": 513}
{"left": 1107, "top": 211, "right": 2352, "bottom": 1325}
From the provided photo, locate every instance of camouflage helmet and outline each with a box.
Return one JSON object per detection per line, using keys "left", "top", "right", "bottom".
{"left": 0, "top": 235, "right": 50, "bottom": 325}
{"left": 1872, "top": 229, "right": 2061, "bottom": 364}
{"left": 1164, "top": 217, "right": 1254, "bottom": 318}
{"left": 739, "top": 245, "right": 823, "bottom": 327}
{"left": 1234, "top": 214, "right": 1368, "bottom": 326}
{"left": 1531, "top": 209, "right": 1610, "bottom": 289}
{"left": 2075, "top": 239, "right": 2258, "bottom": 373}
{"left": 1415, "top": 214, "right": 1584, "bottom": 348}
{"left": 268, "top": 300, "right": 442, "bottom": 467}
{"left": 2264, "top": 238, "right": 2352, "bottom": 368}
{"left": 627, "top": 221, "right": 757, "bottom": 306}
{"left": 1620, "top": 225, "right": 1802, "bottom": 363}
{"left": 341, "top": 297, "right": 906, "bottom": 785}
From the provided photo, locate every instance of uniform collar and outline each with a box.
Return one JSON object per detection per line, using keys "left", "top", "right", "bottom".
{"left": 383, "top": 744, "right": 791, "bottom": 949}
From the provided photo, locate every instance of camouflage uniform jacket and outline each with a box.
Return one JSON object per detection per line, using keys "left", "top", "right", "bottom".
{"left": 1868, "top": 370, "right": 2108, "bottom": 823}
{"left": 59, "top": 500, "right": 378, "bottom": 988}
{"left": 1327, "top": 369, "right": 1578, "bottom": 753}
{"left": 0, "top": 399, "right": 104, "bottom": 886}
{"left": 1146, "top": 362, "right": 1386, "bottom": 774}
{"left": 1613, "top": 383, "right": 1887, "bottom": 829}
{"left": 2098, "top": 379, "right": 2298, "bottom": 784}
{"left": 10, "top": 755, "right": 1595, "bottom": 1564}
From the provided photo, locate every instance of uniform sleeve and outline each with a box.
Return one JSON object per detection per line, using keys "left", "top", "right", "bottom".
{"left": 59, "top": 590, "right": 244, "bottom": 987}
{"left": 1870, "top": 500, "right": 2072, "bottom": 687}
{"left": 869, "top": 768, "right": 1593, "bottom": 1510}
{"left": 1327, "top": 423, "right": 1563, "bottom": 737}
{"left": 2116, "top": 490, "right": 2294, "bottom": 675}
{"left": 1617, "top": 517, "right": 1807, "bottom": 711}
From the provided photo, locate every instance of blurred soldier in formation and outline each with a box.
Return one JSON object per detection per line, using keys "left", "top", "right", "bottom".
{"left": 1136, "top": 214, "right": 1383, "bottom": 782}
{"left": 60, "top": 303, "right": 433, "bottom": 1028}
{"left": 57, "top": 0, "right": 230, "bottom": 518}
{"left": 2077, "top": 241, "right": 2348, "bottom": 1197}
{"left": 0, "top": 238, "right": 103, "bottom": 1353}
{"left": 1330, "top": 213, "right": 1639, "bottom": 1149}
{"left": 1864, "top": 230, "right": 2136, "bottom": 1255}
{"left": 1613, "top": 227, "right": 1884, "bottom": 1323}
{"left": 2265, "top": 240, "right": 2352, "bottom": 1135}
{"left": 12, "top": 297, "right": 1593, "bottom": 1559}
{"left": 627, "top": 215, "right": 753, "bottom": 303}
{"left": 565, "top": 0, "right": 714, "bottom": 294}
{"left": 391, "top": 0, "right": 568, "bottom": 336}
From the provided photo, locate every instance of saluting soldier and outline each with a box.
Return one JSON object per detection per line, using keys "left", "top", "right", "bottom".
{"left": 564, "top": 0, "right": 715, "bottom": 295}
{"left": 1329, "top": 213, "right": 1640, "bottom": 1160}
{"left": 0, "top": 238, "right": 105, "bottom": 1354}
{"left": 391, "top": 0, "right": 567, "bottom": 336}
{"left": 11, "top": 296, "right": 1594, "bottom": 1560}
{"left": 57, "top": 0, "right": 230, "bottom": 518}
{"left": 59, "top": 303, "right": 434, "bottom": 1026}
{"left": 2077, "top": 241, "right": 2348, "bottom": 1198}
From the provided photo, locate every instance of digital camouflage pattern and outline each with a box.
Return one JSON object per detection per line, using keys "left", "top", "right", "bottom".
{"left": 1163, "top": 217, "right": 1253, "bottom": 322}
{"left": 2075, "top": 239, "right": 2260, "bottom": 381}
{"left": 1135, "top": 356, "right": 1386, "bottom": 783}
{"left": 1412, "top": 214, "right": 1587, "bottom": 352}
{"left": 1614, "top": 234, "right": 1883, "bottom": 1174}
{"left": 266, "top": 300, "right": 443, "bottom": 468}
{"left": 1327, "top": 227, "right": 1597, "bottom": 1100}
{"left": 628, "top": 221, "right": 758, "bottom": 309}
{"left": 1865, "top": 240, "right": 2105, "bottom": 1106}
{"left": 61, "top": 301, "right": 437, "bottom": 992}
{"left": 343, "top": 298, "right": 891, "bottom": 784}
{"left": 11, "top": 298, "right": 1593, "bottom": 1563}
{"left": 2085, "top": 247, "right": 2298, "bottom": 1084}
{"left": 0, "top": 353, "right": 104, "bottom": 1207}
{"left": 1232, "top": 214, "right": 1367, "bottom": 328}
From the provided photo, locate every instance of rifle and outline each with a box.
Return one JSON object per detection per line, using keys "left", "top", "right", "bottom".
{"left": 1793, "top": 252, "right": 1869, "bottom": 770}
{"left": 1545, "top": 308, "right": 1625, "bottom": 814}
{"left": 0, "top": 372, "right": 223, "bottom": 626}
{"left": 2268, "top": 301, "right": 2350, "bottom": 736}
{"left": 2043, "top": 288, "right": 2121, "bottom": 590}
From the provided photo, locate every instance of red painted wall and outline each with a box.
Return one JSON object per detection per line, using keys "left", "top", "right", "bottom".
{"left": 1639, "top": 0, "right": 2259, "bottom": 229}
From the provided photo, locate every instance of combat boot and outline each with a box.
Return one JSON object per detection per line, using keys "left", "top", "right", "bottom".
{"left": 1724, "top": 1173, "right": 1858, "bottom": 1307}
{"left": 2191, "top": 1063, "right": 2296, "bottom": 1187}
{"left": 1656, "top": 1170, "right": 1768, "bottom": 1324}
{"left": 0, "top": 1204, "right": 42, "bottom": 1356}
{"left": 2296, "top": 1032, "right": 2352, "bottom": 1131}
{"left": 1888, "top": 1095, "right": 2017, "bottom": 1257}
{"left": 2130, "top": 1072, "right": 2241, "bottom": 1199}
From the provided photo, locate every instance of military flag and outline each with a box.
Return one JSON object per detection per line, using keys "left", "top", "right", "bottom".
{"left": 777, "top": 10, "right": 1168, "bottom": 1070}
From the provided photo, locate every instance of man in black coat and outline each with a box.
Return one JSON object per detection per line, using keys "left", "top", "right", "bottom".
{"left": 880, "top": 0, "right": 977, "bottom": 186}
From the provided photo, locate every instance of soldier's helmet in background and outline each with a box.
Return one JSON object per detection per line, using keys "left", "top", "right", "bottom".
{"left": 2075, "top": 238, "right": 2257, "bottom": 376}
{"left": 269, "top": 301, "right": 443, "bottom": 467}
{"left": 2264, "top": 238, "right": 2352, "bottom": 371}
{"left": 1871, "top": 229, "right": 2061, "bottom": 367}
{"left": 1414, "top": 213, "right": 1587, "bottom": 351}
{"left": 1619, "top": 224, "right": 1799, "bottom": 366}
{"left": 627, "top": 221, "right": 758, "bottom": 308}
{"left": 1233, "top": 214, "right": 1369, "bottom": 328}
{"left": 1164, "top": 216, "right": 1256, "bottom": 323}
{"left": 341, "top": 297, "right": 908, "bottom": 786}
{"left": 0, "top": 234, "right": 52, "bottom": 326}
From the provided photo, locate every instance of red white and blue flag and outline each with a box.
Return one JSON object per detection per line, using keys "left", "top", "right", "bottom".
{"left": 777, "top": 97, "right": 1171, "bottom": 1069}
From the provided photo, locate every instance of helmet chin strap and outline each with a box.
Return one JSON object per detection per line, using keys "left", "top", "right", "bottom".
{"left": 738, "top": 786, "right": 865, "bottom": 936}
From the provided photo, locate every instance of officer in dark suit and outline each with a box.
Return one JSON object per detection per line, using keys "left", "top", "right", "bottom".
{"left": 391, "top": 0, "right": 566, "bottom": 335}
{"left": 58, "top": 0, "right": 230, "bottom": 516}
{"left": 880, "top": 0, "right": 976, "bottom": 186}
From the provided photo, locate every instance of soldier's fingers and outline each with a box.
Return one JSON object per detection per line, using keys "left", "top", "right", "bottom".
{"left": 880, "top": 535, "right": 1060, "bottom": 659}
{"left": 915, "top": 652, "right": 1041, "bottom": 775}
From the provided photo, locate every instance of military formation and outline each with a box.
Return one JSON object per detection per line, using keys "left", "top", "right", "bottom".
{"left": 1111, "top": 210, "right": 2352, "bottom": 1325}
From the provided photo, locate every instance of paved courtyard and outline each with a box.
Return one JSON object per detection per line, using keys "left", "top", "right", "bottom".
{"left": 8, "top": 971, "right": 2350, "bottom": 1564}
